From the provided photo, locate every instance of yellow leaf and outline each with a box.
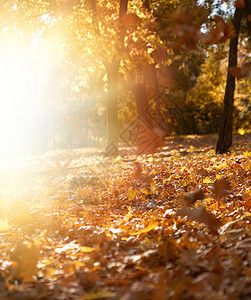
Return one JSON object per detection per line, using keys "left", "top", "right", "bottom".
{"left": 0, "top": 218, "right": 9, "bottom": 232}
{"left": 45, "top": 267, "right": 55, "bottom": 277}
{"left": 243, "top": 151, "right": 250, "bottom": 157}
{"left": 83, "top": 289, "right": 115, "bottom": 300}
{"left": 215, "top": 161, "right": 228, "bottom": 169}
{"left": 238, "top": 128, "right": 245, "bottom": 135}
{"left": 181, "top": 166, "right": 186, "bottom": 172}
{"left": 127, "top": 189, "right": 136, "bottom": 201}
{"left": 130, "top": 221, "right": 159, "bottom": 236}
{"left": 150, "top": 182, "right": 157, "bottom": 193}
{"left": 203, "top": 177, "right": 214, "bottom": 184}
{"left": 79, "top": 246, "right": 97, "bottom": 253}
{"left": 141, "top": 188, "right": 149, "bottom": 194}
{"left": 148, "top": 157, "right": 154, "bottom": 162}
{"left": 216, "top": 174, "right": 224, "bottom": 179}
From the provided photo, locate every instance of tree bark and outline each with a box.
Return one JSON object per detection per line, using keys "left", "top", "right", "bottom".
{"left": 105, "top": 60, "right": 120, "bottom": 155}
{"left": 104, "top": 0, "right": 128, "bottom": 155}
{"left": 244, "top": 0, "right": 251, "bottom": 34}
{"left": 150, "top": 64, "right": 165, "bottom": 129}
{"left": 216, "top": 8, "right": 243, "bottom": 154}
{"left": 143, "top": 0, "right": 150, "bottom": 10}
{"left": 132, "top": 82, "right": 152, "bottom": 127}
{"left": 119, "top": 0, "right": 128, "bottom": 19}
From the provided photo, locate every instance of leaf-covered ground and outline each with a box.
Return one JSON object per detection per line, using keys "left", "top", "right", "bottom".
{"left": 0, "top": 134, "right": 250, "bottom": 299}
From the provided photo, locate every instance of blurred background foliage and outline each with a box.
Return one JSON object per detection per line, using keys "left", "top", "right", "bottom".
{"left": 0, "top": 0, "right": 250, "bottom": 152}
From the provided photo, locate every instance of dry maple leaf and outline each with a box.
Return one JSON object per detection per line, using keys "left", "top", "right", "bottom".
{"left": 177, "top": 206, "right": 222, "bottom": 234}
{"left": 230, "top": 63, "right": 251, "bottom": 79}
{"left": 201, "top": 15, "right": 235, "bottom": 44}
{"left": 134, "top": 161, "right": 143, "bottom": 179}
{"left": 136, "top": 120, "right": 165, "bottom": 154}
{"left": 151, "top": 45, "right": 168, "bottom": 63}
{"left": 242, "top": 192, "right": 251, "bottom": 209}
{"left": 133, "top": 162, "right": 154, "bottom": 186}
{"left": 121, "top": 13, "right": 141, "bottom": 27}
{"left": 211, "top": 177, "right": 231, "bottom": 199}
{"left": 184, "top": 189, "right": 205, "bottom": 206}
{"left": 170, "top": 8, "right": 200, "bottom": 49}
{"left": 158, "top": 65, "right": 176, "bottom": 88}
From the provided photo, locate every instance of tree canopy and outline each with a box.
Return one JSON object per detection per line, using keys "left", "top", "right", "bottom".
{"left": 0, "top": 0, "right": 250, "bottom": 153}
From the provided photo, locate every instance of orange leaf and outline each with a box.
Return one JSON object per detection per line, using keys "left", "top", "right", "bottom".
{"left": 129, "top": 270, "right": 148, "bottom": 279}
{"left": 136, "top": 120, "right": 165, "bottom": 154}
{"left": 243, "top": 193, "right": 251, "bottom": 209}
{"left": 230, "top": 63, "right": 251, "bottom": 79}
{"left": 130, "top": 221, "right": 159, "bottom": 235}
{"left": 121, "top": 13, "right": 141, "bottom": 27}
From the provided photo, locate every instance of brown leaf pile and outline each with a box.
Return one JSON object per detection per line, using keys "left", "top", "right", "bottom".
{"left": 0, "top": 134, "right": 250, "bottom": 299}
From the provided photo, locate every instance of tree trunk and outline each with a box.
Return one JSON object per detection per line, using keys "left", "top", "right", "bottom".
{"left": 244, "top": 0, "right": 251, "bottom": 34}
{"left": 104, "top": 0, "right": 128, "bottom": 155}
{"left": 151, "top": 64, "right": 165, "bottom": 129}
{"left": 132, "top": 82, "right": 152, "bottom": 127}
{"left": 119, "top": 0, "right": 128, "bottom": 18}
{"left": 105, "top": 60, "right": 120, "bottom": 156}
{"left": 216, "top": 8, "right": 243, "bottom": 154}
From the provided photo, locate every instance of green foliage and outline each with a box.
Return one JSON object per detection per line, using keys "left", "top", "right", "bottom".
{"left": 234, "top": 77, "right": 251, "bottom": 130}
{"left": 177, "top": 49, "right": 225, "bottom": 135}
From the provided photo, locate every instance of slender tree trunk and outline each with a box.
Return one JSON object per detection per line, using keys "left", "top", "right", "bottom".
{"left": 105, "top": 60, "right": 120, "bottom": 155}
{"left": 119, "top": 0, "right": 128, "bottom": 18}
{"left": 104, "top": 0, "right": 128, "bottom": 155}
{"left": 151, "top": 64, "right": 165, "bottom": 129}
{"left": 133, "top": 82, "right": 152, "bottom": 127}
{"left": 244, "top": 0, "right": 251, "bottom": 34}
{"left": 216, "top": 8, "right": 243, "bottom": 154}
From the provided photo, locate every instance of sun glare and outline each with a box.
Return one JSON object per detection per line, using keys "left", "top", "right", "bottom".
{"left": 0, "top": 39, "right": 53, "bottom": 158}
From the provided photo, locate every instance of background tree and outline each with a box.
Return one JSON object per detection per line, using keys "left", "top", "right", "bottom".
{"left": 0, "top": 0, "right": 250, "bottom": 154}
{"left": 217, "top": 0, "right": 250, "bottom": 153}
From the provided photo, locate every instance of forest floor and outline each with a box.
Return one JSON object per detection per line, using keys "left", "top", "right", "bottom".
{"left": 0, "top": 134, "right": 250, "bottom": 299}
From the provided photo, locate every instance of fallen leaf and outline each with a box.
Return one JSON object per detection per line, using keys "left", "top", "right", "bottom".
{"left": 129, "top": 270, "right": 147, "bottom": 279}
{"left": 130, "top": 221, "right": 159, "bottom": 235}
{"left": 211, "top": 177, "right": 231, "bottom": 199}
{"left": 177, "top": 206, "right": 222, "bottom": 234}
{"left": 237, "top": 128, "right": 245, "bottom": 135}
{"left": 184, "top": 189, "right": 205, "bottom": 205}
{"left": 203, "top": 177, "right": 214, "bottom": 184}
{"left": 242, "top": 193, "right": 251, "bottom": 209}
{"left": 84, "top": 288, "right": 116, "bottom": 300}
